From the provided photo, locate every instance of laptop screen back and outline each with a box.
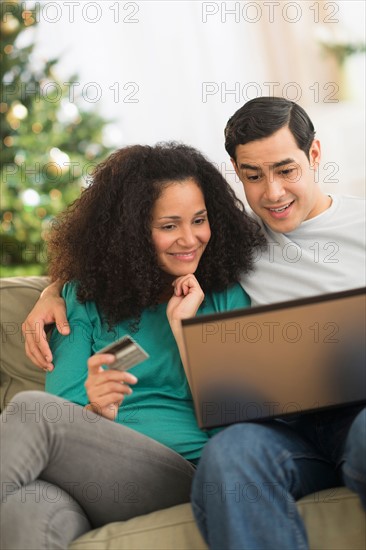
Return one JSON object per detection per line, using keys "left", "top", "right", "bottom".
{"left": 182, "top": 288, "right": 366, "bottom": 429}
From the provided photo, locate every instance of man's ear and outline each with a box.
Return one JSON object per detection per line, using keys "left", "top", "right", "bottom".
{"left": 309, "top": 139, "right": 321, "bottom": 168}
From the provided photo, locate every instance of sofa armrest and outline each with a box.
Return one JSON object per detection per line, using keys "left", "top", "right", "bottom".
{"left": 0, "top": 276, "right": 50, "bottom": 410}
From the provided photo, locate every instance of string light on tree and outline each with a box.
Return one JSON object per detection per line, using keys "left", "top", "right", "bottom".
{"left": 21, "top": 189, "right": 41, "bottom": 207}
{"left": 1, "top": 14, "right": 20, "bottom": 35}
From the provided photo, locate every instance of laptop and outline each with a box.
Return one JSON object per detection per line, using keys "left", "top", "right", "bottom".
{"left": 181, "top": 287, "right": 366, "bottom": 429}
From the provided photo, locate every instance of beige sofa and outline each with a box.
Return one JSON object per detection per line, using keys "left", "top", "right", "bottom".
{"left": 1, "top": 276, "right": 365, "bottom": 550}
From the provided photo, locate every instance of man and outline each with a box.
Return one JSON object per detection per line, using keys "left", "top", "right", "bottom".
{"left": 190, "top": 97, "right": 366, "bottom": 549}
{"left": 23, "top": 97, "right": 365, "bottom": 548}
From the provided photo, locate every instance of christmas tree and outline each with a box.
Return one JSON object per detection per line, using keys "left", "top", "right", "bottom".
{"left": 1, "top": 1, "right": 112, "bottom": 275}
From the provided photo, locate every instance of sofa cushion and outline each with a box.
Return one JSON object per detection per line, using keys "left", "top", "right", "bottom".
{"left": 0, "top": 276, "right": 49, "bottom": 410}
{"left": 298, "top": 486, "right": 366, "bottom": 549}
{"left": 69, "top": 503, "right": 207, "bottom": 550}
{"left": 69, "top": 488, "right": 365, "bottom": 550}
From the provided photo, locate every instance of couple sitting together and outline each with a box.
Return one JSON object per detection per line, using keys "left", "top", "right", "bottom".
{"left": 2, "top": 97, "right": 365, "bottom": 550}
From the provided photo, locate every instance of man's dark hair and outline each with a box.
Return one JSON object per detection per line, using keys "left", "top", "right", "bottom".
{"left": 225, "top": 97, "right": 316, "bottom": 161}
{"left": 48, "top": 142, "right": 265, "bottom": 327}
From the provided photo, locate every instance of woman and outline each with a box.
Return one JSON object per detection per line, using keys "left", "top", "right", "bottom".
{"left": 1, "top": 143, "right": 264, "bottom": 549}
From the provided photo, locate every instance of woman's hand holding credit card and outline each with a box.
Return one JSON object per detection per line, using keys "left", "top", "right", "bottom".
{"left": 84, "top": 336, "right": 149, "bottom": 420}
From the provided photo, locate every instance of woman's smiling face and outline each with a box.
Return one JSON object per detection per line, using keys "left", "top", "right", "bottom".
{"left": 151, "top": 179, "right": 211, "bottom": 277}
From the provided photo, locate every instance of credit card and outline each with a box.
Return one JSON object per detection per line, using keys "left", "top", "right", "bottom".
{"left": 98, "top": 335, "right": 149, "bottom": 371}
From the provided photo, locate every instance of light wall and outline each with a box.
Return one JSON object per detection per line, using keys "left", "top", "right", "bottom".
{"left": 31, "top": 0, "right": 365, "bottom": 200}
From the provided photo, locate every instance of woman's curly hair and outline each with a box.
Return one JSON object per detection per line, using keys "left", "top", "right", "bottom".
{"left": 47, "top": 142, "right": 265, "bottom": 326}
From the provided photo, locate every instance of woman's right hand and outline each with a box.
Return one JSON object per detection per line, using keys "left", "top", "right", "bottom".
{"left": 85, "top": 354, "right": 138, "bottom": 421}
{"left": 22, "top": 281, "right": 68, "bottom": 371}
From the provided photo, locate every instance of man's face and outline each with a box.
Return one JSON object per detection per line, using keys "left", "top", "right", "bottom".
{"left": 232, "top": 126, "right": 328, "bottom": 233}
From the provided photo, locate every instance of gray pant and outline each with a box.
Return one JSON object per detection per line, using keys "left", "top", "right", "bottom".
{"left": 0, "top": 391, "right": 196, "bottom": 549}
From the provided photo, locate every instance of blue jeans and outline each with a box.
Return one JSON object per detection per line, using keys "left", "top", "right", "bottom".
{"left": 191, "top": 405, "right": 366, "bottom": 550}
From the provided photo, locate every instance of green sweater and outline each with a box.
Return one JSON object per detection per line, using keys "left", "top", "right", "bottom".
{"left": 47, "top": 282, "right": 250, "bottom": 461}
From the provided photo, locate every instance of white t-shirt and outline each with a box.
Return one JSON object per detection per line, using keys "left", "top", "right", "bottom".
{"left": 241, "top": 195, "right": 366, "bottom": 306}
